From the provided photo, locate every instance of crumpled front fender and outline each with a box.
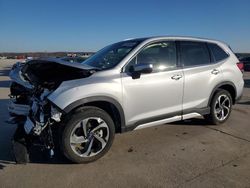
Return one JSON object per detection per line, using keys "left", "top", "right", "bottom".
{"left": 47, "top": 72, "right": 123, "bottom": 112}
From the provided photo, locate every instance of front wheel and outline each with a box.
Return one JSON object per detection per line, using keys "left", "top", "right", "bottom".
{"left": 61, "top": 106, "right": 115, "bottom": 163}
{"left": 205, "top": 89, "right": 233, "bottom": 125}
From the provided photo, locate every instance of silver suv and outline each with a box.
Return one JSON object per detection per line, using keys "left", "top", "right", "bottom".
{"left": 9, "top": 36, "right": 244, "bottom": 163}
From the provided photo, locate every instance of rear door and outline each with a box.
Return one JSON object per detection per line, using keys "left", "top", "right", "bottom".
{"left": 179, "top": 41, "right": 224, "bottom": 113}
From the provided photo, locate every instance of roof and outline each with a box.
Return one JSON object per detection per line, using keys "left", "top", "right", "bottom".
{"left": 124, "top": 36, "right": 228, "bottom": 46}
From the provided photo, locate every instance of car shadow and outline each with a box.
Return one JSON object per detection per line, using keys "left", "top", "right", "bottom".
{"left": 238, "top": 100, "right": 250, "bottom": 105}
{"left": 0, "top": 163, "right": 4, "bottom": 170}
{"left": 0, "top": 145, "right": 72, "bottom": 167}
{"left": 28, "top": 145, "right": 73, "bottom": 164}
{"left": 0, "top": 161, "right": 16, "bottom": 170}
{"left": 0, "top": 97, "right": 16, "bottom": 169}
{"left": 170, "top": 118, "right": 211, "bottom": 126}
{"left": 0, "top": 134, "right": 73, "bottom": 166}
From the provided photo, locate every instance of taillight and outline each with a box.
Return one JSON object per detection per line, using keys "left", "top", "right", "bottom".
{"left": 237, "top": 62, "right": 244, "bottom": 73}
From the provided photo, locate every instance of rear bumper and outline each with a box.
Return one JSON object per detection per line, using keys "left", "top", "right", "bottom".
{"left": 235, "top": 79, "right": 244, "bottom": 104}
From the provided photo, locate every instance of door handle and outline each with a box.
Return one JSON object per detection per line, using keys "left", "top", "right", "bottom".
{"left": 171, "top": 75, "right": 182, "bottom": 80}
{"left": 211, "top": 69, "right": 220, "bottom": 75}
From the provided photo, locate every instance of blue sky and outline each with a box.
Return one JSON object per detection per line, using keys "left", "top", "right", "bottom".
{"left": 0, "top": 0, "right": 249, "bottom": 52}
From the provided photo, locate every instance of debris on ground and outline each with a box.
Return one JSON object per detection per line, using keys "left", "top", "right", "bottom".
{"left": 128, "top": 147, "right": 133, "bottom": 152}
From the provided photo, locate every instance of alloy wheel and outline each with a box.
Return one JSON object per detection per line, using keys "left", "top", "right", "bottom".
{"left": 214, "top": 94, "right": 231, "bottom": 121}
{"left": 70, "top": 117, "right": 109, "bottom": 157}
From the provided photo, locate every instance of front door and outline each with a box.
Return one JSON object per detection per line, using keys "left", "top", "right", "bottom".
{"left": 121, "top": 41, "right": 184, "bottom": 127}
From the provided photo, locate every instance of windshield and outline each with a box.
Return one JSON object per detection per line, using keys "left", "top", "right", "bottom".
{"left": 81, "top": 40, "right": 141, "bottom": 70}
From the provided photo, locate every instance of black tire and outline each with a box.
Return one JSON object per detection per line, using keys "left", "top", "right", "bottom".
{"left": 205, "top": 89, "right": 233, "bottom": 125}
{"left": 61, "top": 106, "right": 115, "bottom": 163}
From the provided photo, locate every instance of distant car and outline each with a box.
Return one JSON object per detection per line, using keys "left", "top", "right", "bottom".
{"left": 240, "top": 57, "right": 250, "bottom": 71}
{"left": 60, "top": 56, "right": 87, "bottom": 63}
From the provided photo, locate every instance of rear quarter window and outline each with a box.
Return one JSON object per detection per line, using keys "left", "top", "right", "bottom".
{"left": 208, "top": 43, "right": 229, "bottom": 62}
{"left": 180, "top": 41, "right": 210, "bottom": 67}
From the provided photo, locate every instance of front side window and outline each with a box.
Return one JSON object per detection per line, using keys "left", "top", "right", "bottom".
{"left": 125, "top": 41, "right": 177, "bottom": 72}
{"left": 180, "top": 41, "right": 210, "bottom": 67}
{"left": 208, "top": 43, "right": 229, "bottom": 62}
{"left": 82, "top": 40, "right": 141, "bottom": 70}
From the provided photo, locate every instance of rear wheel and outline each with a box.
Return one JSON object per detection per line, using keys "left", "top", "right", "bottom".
{"left": 61, "top": 106, "right": 115, "bottom": 163}
{"left": 205, "top": 89, "right": 232, "bottom": 125}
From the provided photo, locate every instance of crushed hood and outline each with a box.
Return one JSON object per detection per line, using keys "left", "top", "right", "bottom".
{"left": 28, "top": 57, "right": 96, "bottom": 70}
{"left": 19, "top": 58, "right": 97, "bottom": 89}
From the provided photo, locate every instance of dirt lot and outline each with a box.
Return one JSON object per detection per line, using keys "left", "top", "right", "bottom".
{"left": 0, "top": 59, "right": 250, "bottom": 188}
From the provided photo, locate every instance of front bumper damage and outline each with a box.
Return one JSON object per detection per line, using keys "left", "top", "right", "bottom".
{"left": 7, "top": 59, "right": 94, "bottom": 163}
{"left": 8, "top": 85, "right": 62, "bottom": 163}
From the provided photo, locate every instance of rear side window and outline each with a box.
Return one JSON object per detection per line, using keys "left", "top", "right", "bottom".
{"left": 208, "top": 43, "right": 229, "bottom": 62}
{"left": 180, "top": 41, "right": 210, "bottom": 67}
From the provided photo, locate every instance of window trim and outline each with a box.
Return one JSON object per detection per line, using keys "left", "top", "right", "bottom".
{"left": 206, "top": 42, "right": 216, "bottom": 63}
{"left": 121, "top": 39, "right": 179, "bottom": 73}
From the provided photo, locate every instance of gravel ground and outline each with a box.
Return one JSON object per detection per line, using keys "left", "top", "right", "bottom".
{"left": 0, "top": 59, "right": 250, "bottom": 188}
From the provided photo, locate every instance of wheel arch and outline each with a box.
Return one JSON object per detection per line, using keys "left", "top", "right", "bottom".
{"left": 208, "top": 81, "right": 237, "bottom": 106}
{"left": 63, "top": 96, "right": 125, "bottom": 133}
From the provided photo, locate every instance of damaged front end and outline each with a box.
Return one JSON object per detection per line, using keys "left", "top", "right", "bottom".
{"left": 8, "top": 58, "right": 95, "bottom": 163}
{"left": 23, "top": 88, "right": 62, "bottom": 135}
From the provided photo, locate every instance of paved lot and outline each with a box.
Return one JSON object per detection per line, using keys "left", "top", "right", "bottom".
{"left": 0, "top": 59, "right": 250, "bottom": 188}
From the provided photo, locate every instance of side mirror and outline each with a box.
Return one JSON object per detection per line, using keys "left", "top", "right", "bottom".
{"left": 129, "top": 64, "right": 153, "bottom": 79}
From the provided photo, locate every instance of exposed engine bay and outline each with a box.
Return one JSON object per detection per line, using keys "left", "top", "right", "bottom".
{"left": 8, "top": 58, "right": 95, "bottom": 163}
